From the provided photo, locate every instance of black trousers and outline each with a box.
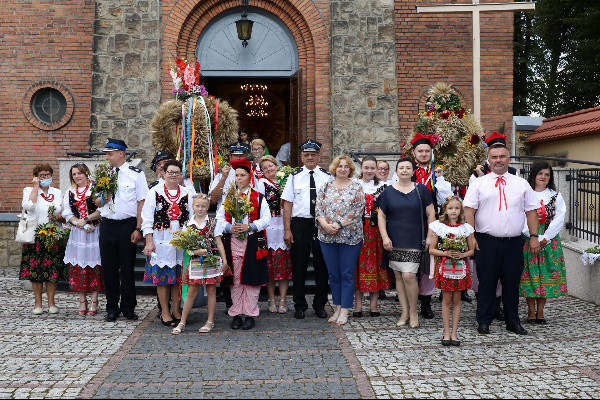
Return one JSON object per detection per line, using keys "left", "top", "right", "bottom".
{"left": 290, "top": 217, "right": 329, "bottom": 312}
{"left": 100, "top": 217, "right": 138, "bottom": 315}
{"left": 474, "top": 233, "right": 525, "bottom": 326}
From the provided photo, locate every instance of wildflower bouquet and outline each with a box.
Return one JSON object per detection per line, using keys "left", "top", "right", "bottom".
{"left": 275, "top": 165, "right": 298, "bottom": 195}
{"left": 91, "top": 162, "right": 118, "bottom": 212}
{"left": 35, "top": 222, "right": 68, "bottom": 251}
{"left": 170, "top": 225, "right": 208, "bottom": 256}
{"left": 223, "top": 185, "right": 254, "bottom": 239}
{"left": 439, "top": 235, "right": 467, "bottom": 258}
{"left": 169, "top": 56, "right": 209, "bottom": 100}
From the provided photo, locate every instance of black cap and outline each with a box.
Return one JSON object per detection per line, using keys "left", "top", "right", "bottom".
{"left": 299, "top": 139, "right": 322, "bottom": 152}
{"left": 103, "top": 138, "right": 127, "bottom": 152}
{"left": 151, "top": 150, "right": 175, "bottom": 172}
{"left": 229, "top": 141, "right": 251, "bottom": 155}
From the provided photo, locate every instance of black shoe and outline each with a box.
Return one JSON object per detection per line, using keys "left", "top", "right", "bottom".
{"left": 231, "top": 315, "right": 243, "bottom": 329}
{"left": 438, "top": 292, "right": 443, "bottom": 302}
{"left": 314, "top": 309, "right": 328, "bottom": 318}
{"left": 369, "top": 311, "right": 381, "bottom": 317}
{"left": 495, "top": 296, "right": 504, "bottom": 321}
{"left": 294, "top": 310, "right": 306, "bottom": 319}
{"left": 461, "top": 291, "right": 472, "bottom": 303}
{"left": 160, "top": 315, "right": 174, "bottom": 326}
{"left": 379, "top": 291, "right": 387, "bottom": 300}
{"left": 441, "top": 339, "right": 452, "bottom": 346}
{"left": 536, "top": 318, "right": 547, "bottom": 325}
{"left": 477, "top": 323, "right": 490, "bottom": 334}
{"left": 506, "top": 324, "right": 528, "bottom": 335}
{"left": 450, "top": 339, "right": 461, "bottom": 346}
{"left": 124, "top": 313, "right": 139, "bottom": 321}
{"left": 420, "top": 296, "right": 434, "bottom": 319}
{"left": 105, "top": 313, "right": 119, "bottom": 322}
{"left": 352, "top": 311, "right": 363, "bottom": 318}
{"left": 242, "top": 316, "right": 255, "bottom": 330}
{"left": 526, "top": 318, "right": 537, "bottom": 324}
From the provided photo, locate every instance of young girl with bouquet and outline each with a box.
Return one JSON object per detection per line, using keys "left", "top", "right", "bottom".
{"left": 172, "top": 194, "right": 230, "bottom": 334}
{"left": 428, "top": 196, "right": 475, "bottom": 346}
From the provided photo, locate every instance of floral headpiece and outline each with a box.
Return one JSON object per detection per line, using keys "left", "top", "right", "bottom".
{"left": 443, "top": 195, "right": 462, "bottom": 204}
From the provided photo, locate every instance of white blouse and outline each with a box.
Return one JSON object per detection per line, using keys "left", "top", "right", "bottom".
{"left": 141, "top": 184, "right": 194, "bottom": 236}
{"left": 22, "top": 187, "right": 63, "bottom": 225}
{"left": 353, "top": 178, "right": 386, "bottom": 195}
{"left": 521, "top": 188, "right": 566, "bottom": 243}
{"left": 429, "top": 220, "right": 475, "bottom": 239}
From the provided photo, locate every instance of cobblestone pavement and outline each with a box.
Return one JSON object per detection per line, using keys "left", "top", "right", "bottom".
{"left": 2, "top": 267, "right": 600, "bottom": 399}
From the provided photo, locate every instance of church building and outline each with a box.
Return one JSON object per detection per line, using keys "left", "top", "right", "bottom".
{"left": 0, "top": 0, "right": 515, "bottom": 212}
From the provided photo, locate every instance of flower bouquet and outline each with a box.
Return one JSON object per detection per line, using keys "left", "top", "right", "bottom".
{"left": 91, "top": 162, "right": 118, "bottom": 212}
{"left": 169, "top": 56, "right": 209, "bottom": 100}
{"left": 170, "top": 226, "right": 222, "bottom": 278}
{"left": 35, "top": 222, "right": 68, "bottom": 251}
{"left": 223, "top": 185, "right": 254, "bottom": 239}
{"left": 275, "top": 165, "right": 298, "bottom": 195}
{"left": 439, "top": 235, "right": 467, "bottom": 258}
{"left": 170, "top": 225, "right": 208, "bottom": 256}
{"left": 581, "top": 244, "right": 600, "bottom": 266}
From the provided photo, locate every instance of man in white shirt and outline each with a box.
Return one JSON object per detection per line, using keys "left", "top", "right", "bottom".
{"left": 275, "top": 142, "right": 291, "bottom": 166}
{"left": 282, "top": 139, "right": 333, "bottom": 319}
{"left": 96, "top": 138, "right": 148, "bottom": 322}
{"left": 464, "top": 144, "right": 540, "bottom": 336}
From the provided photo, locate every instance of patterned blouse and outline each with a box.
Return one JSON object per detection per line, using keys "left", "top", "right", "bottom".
{"left": 315, "top": 180, "right": 365, "bottom": 245}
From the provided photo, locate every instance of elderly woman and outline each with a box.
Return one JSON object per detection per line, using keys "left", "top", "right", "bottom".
{"left": 316, "top": 155, "right": 365, "bottom": 325}
{"left": 258, "top": 155, "right": 292, "bottom": 313}
{"left": 520, "top": 162, "right": 568, "bottom": 324}
{"left": 142, "top": 160, "right": 193, "bottom": 327}
{"left": 19, "top": 164, "right": 65, "bottom": 315}
{"left": 378, "top": 158, "right": 435, "bottom": 328}
{"left": 62, "top": 163, "right": 103, "bottom": 316}
{"left": 215, "top": 158, "right": 271, "bottom": 330}
{"left": 251, "top": 138, "right": 267, "bottom": 180}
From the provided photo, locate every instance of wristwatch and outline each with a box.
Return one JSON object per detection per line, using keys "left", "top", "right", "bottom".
{"left": 84, "top": 216, "right": 89, "bottom": 222}
{"left": 530, "top": 233, "right": 539, "bottom": 238}
{"left": 136, "top": 228, "right": 143, "bottom": 234}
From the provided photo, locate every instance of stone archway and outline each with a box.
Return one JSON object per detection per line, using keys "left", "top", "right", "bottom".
{"left": 161, "top": 0, "right": 330, "bottom": 157}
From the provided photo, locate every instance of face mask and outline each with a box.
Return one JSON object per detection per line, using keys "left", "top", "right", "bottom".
{"left": 40, "top": 178, "right": 52, "bottom": 188}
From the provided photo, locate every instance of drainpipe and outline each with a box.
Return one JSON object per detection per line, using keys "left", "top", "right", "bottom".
{"left": 512, "top": 118, "right": 517, "bottom": 155}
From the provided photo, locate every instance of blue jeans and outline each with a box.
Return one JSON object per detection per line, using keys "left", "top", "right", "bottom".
{"left": 319, "top": 241, "right": 363, "bottom": 309}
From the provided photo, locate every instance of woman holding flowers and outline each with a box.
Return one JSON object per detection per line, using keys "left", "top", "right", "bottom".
{"left": 141, "top": 160, "right": 193, "bottom": 326}
{"left": 215, "top": 158, "right": 271, "bottom": 331}
{"left": 19, "top": 164, "right": 66, "bottom": 315}
{"left": 62, "top": 163, "right": 103, "bottom": 316}
{"left": 172, "top": 194, "right": 230, "bottom": 334}
{"left": 258, "top": 155, "right": 292, "bottom": 314}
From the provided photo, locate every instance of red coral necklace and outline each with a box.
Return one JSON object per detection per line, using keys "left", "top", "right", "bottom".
{"left": 164, "top": 185, "right": 181, "bottom": 220}
{"left": 40, "top": 191, "right": 54, "bottom": 202}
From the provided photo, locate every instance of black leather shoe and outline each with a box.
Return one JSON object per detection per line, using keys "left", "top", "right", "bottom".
{"left": 477, "top": 323, "right": 490, "bottom": 334}
{"left": 527, "top": 318, "right": 537, "bottom": 324}
{"left": 420, "top": 296, "right": 434, "bottom": 319}
{"left": 461, "top": 291, "right": 472, "bottom": 303}
{"left": 314, "top": 309, "right": 328, "bottom": 318}
{"left": 369, "top": 311, "right": 381, "bottom": 317}
{"left": 294, "top": 310, "right": 306, "bottom": 319}
{"left": 441, "top": 339, "right": 452, "bottom": 346}
{"left": 352, "top": 311, "right": 363, "bottom": 318}
{"left": 105, "top": 313, "right": 119, "bottom": 322}
{"left": 124, "top": 313, "right": 139, "bottom": 321}
{"left": 450, "top": 339, "right": 461, "bottom": 346}
{"left": 231, "top": 315, "right": 243, "bottom": 329}
{"left": 506, "top": 324, "right": 528, "bottom": 335}
{"left": 536, "top": 318, "right": 547, "bottom": 325}
{"left": 242, "top": 316, "right": 255, "bottom": 330}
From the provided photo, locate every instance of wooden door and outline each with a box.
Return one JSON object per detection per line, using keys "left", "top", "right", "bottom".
{"left": 289, "top": 69, "right": 304, "bottom": 167}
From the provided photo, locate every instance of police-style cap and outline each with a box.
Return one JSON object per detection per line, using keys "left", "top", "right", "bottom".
{"left": 151, "top": 150, "right": 175, "bottom": 172}
{"left": 229, "top": 141, "right": 250, "bottom": 155}
{"left": 299, "top": 139, "right": 322, "bottom": 152}
{"left": 485, "top": 131, "right": 507, "bottom": 147}
{"left": 103, "top": 138, "right": 127, "bottom": 152}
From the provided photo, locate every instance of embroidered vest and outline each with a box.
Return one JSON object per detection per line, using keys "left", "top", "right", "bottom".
{"left": 69, "top": 191, "right": 100, "bottom": 226}
{"left": 263, "top": 182, "right": 282, "bottom": 217}
{"left": 153, "top": 191, "right": 190, "bottom": 230}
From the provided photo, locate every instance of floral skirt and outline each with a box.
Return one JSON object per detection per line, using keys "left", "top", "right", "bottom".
{"left": 182, "top": 264, "right": 230, "bottom": 286}
{"left": 19, "top": 239, "right": 66, "bottom": 283}
{"left": 267, "top": 248, "right": 292, "bottom": 281}
{"left": 143, "top": 262, "right": 182, "bottom": 286}
{"left": 67, "top": 264, "right": 104, "bottom": 292}
{"left": 434, "top": 258, "right": 472, "bottom": 292}
{"left": 356, "top": 223, "right": 389, "bottom": 292}
{"left": 520, "top": 231, "right": 567, "bottom": 298}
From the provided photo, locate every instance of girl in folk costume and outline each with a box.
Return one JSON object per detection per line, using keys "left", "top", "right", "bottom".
{"left": 215, "top": 158, "right": 271, "bottom": 330}
{"left": 258, "top": 156, "right": 292, "bottom": 314}
{"left": 428, "top": 196, "right": 475, "bottom": 346}
{"left": 520, "top": 162, "right": 568, "bottom": 324}
{"left": 142, "top": 160, "right": 193, "bottom": 327}
{"left": 62, "top": 164, "right": 103, "bottom": 316}
{"left": 172, "top": 194, "right": 230, "bottom": 334}
{"left": 353, "top": 156, "right": 389, "bottom": 317}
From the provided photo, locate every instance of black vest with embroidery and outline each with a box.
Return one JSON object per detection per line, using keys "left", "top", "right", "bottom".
{"left": 264, "top": 183, "right": 282, "bottom": 217}
{"left": 153, "top": 191, "right": 190, "bottom": 230}
{"left": 68, "top": 191, "right": 100, "bottom": 227}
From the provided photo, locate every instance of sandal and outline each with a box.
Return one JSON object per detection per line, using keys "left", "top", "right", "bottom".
{"left": 267, "top": 299, "right": 278, "bottom": 313}
{"left": 172, "top": 323, "right": 185, "bottom": 335}
{"left": 328, "top": 312, "right": 340, "bottom": 323}
{"left": 78, "top": 300, "right": 88, "bottom": 316}
{"left": 160, "top": 315, "right": 175, "bottom": 327}
{"left": 87, "top": 301, "right": 98, "bottom": 316}
{"left": 278, "top": 300, "right": 288, "bottom": 314}
{"left": 199, "top": 321, "right": 215, "bottom": 333}
{"left": 336, "top": 314, "right": 349, "bottom": 325}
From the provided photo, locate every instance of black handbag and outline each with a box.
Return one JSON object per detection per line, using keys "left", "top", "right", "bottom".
{"left": 414, "top": 183, "right": 431, "bottom": 276}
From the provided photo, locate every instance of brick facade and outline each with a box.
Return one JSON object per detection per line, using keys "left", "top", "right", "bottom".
{"left": 0, "top": 0, "right": 94, "bottom": 213}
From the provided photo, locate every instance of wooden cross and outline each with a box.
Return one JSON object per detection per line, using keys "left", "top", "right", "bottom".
{"left": 416, "top": 1, "right": 535, "bottom": 121}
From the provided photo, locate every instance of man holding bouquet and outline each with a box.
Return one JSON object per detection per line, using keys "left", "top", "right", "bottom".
{"left": 96, "top": 138, "right": 148, "bottom": 322}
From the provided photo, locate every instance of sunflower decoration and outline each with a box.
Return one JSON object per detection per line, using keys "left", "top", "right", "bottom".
{"left": 406, "top": 82, "right": 486, "bottom": 186}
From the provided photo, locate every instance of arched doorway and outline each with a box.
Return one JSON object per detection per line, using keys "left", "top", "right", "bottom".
{"left": 196, "top": 9, "right": 301, "bottom": 163}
